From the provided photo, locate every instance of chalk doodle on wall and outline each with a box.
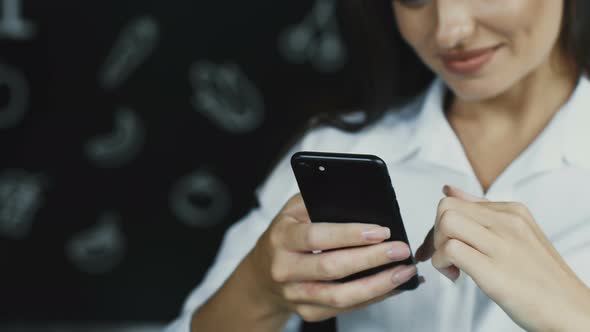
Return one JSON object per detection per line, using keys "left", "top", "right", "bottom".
{"left": 169, "top": 169, "right": 232, "bottom": 228}
{"left": 84, "top": 107, "right": 145, "bottom": 168}
{"left": 65, "top": 211, "right": 126, "bottom": 274}
{"left": 189, "top": 61, "right": 265, "bottom": 134}
{"left": 0, "top": 0, "right": 35, "bottom": 40}
{"left": 99, "top": 16, "right": 159, "bottom": 90}
{"left": 278, "top": 0, "right": 347, "bottom": 73}
{"left": 0, "top": 169, "right": 45, "bottom": 239}
{"left": 0, "top": 63, "right": 29, "bottom": 129}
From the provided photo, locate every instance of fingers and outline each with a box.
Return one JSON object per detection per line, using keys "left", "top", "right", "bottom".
{"left": 443, "top": 185, "right": 488, "bottom": 202}
{"left": 434, "top": 209, "right": 497, "bottom": 257}
{"left": 436, "top": 196, "right": 494, "bottom": 229}
{"left": 432, "top": 238, "right": 492, "bottom": 282}
{"left": 416, "top": 209, "right": 497, "bottom": 263}
{"left": 415, "top": 227, "right": 434, "bottom": 262}
{"left": 292, "top": 289, "right": 398, "bottom": 323}
{"left": 288, "top": 241, "right": 411, "bottom": 281}
{"left": 292, "top": 276, "right": 425, "bottom": 322}
{"left": 283, "top": 264, "right": 418, "bottom": 308}
{"left": 283, "top": 221, "right": 391, "bottom": 252}
{"left": 280, "top": 193, "right": 312, "bottom": 223}
{"left": 418, "top": 196, "right": 494, "bottom": 265}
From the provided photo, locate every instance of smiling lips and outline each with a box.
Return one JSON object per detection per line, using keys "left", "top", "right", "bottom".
{"left": 440, "top": 45, "right": 501, "bottom": 75}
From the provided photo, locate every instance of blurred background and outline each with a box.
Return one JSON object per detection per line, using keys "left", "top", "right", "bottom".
{"left": 0, "top": 0, "right": 360, "bottom": 330}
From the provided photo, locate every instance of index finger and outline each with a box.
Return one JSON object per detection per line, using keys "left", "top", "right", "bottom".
{"left": 280, "top": 193, "right": 311, "bottom": 223}
{"left": 283, "top": 222, "right": 392, "bottom": 252}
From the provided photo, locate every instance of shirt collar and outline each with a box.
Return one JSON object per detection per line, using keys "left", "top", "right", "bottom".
{"left": 561, "top": 73, "right": 590, "bottom": 169}
{"left": 393, "top": 73, "right": 590, "bottom": 177}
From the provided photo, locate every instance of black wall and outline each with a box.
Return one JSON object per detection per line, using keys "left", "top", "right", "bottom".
{"left": 0, "top": 0, "right": 359, "bottom": 326}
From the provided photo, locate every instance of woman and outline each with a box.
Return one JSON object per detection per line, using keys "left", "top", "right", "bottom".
{"left": 166, "top": 0, "right": 590, "bottom": 331}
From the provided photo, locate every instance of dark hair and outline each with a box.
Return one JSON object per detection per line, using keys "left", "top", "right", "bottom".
{"left": 313, "top": 0, "right": 590, "bottom": 132}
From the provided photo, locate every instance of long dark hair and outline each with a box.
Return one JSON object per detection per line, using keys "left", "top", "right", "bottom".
{"left": 312, "top": 0, "right": 590, "bottom": 133}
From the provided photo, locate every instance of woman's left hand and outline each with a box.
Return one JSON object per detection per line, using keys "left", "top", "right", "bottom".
{"left": 415, "top": 185, "right": 590, "bottom": 332}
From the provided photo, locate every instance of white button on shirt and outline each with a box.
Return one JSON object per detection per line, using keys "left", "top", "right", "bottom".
{"left": 165, "top": 74, "right": 590, "bottom": 332}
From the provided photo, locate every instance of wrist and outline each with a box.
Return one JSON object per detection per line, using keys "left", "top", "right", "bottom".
{"left": 543, "top": 284, "right": 590, "bottom": 332}
{"left": 241, "top": 249, "right": 293, "bottom": 322}
{"left": 191, "top": 251, "right": 292, "bottom": 332}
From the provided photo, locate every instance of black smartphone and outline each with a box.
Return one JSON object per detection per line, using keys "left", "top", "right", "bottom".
{"left": 290, "top": 151, "right": 419, "bottom": 290}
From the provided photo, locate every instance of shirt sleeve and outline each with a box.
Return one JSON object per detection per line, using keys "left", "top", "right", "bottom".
{"left": 163, "top": 128, "right": 326, "bottom": 332}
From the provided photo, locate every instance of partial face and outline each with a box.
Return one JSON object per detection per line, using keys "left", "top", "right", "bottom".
{"left": 392, "top": 0, "right": 567, "bottom": 101}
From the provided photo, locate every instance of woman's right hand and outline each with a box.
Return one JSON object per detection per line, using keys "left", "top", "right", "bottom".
{"left": 245, "top": 193, "right": 421, "bottom": 323}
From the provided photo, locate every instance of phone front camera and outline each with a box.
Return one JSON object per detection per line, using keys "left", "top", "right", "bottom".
{"left": 298, "top": 161, "right": 310, "bottom": 168}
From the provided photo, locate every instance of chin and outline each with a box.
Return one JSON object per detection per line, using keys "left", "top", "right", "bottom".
{"left": 443, "top": 74, "right": 509, "bottom": 102}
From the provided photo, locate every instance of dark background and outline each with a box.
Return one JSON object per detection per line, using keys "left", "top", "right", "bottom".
{"left": 0, "top": 0, "right": 359, "bottom": 328}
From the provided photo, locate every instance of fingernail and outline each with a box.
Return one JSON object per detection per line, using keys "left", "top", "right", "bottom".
{"left": 386, "top": 242, "right": 410, "bottom": 260}
{"left": 442, "top": 270, "right": 457, "bottom": 282}
{"left": 392, "top": 265, "right": 417, "bottom": 284}
{"left": 442, "top": 185, "right": 450, "bottom": 195}
{"left": 363, "top": 227, "right": 390, "bottom": 241}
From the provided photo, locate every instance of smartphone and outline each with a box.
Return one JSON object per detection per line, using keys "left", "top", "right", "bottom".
{"left": 290, "top": 151, "right": 419, "bottom": 290}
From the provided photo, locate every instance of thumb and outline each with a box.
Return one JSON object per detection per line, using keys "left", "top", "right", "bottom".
{"left": 443, "top": 185, "right": 488, "bottom": 202}
{"left": 415, "top": 227, "right": 434, "bottom": 262}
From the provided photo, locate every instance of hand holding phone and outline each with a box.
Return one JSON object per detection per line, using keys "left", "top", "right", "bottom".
{"left": 192, "top": 151, "right": 422, "bottom": 328}
{"left": 291, "top": 151, "right": 420, "bottom": 290}
{"left": 240, "top": 192, "right": 419, "bottom": 323}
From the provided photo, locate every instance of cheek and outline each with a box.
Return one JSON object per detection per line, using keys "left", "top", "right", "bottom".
{"left": 393, "top": 5, "right": 432, "bottom": 53}
{"left": 491, "top": 1, "right": 564, "bottom": 61}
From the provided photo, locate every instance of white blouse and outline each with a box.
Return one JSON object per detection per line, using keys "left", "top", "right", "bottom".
{"left": 165, "top": 74, "right": 590, "bottom": 332}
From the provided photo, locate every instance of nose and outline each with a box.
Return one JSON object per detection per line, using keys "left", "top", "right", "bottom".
{"left": 435, "top": 0, "right": 476, "bottom": 50}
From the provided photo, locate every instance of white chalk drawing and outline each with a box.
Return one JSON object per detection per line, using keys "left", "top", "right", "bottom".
{"left": 84, "top": 107, "right": 145, "bottom": 168}
{"left": 65, "top": 211, "right": 126, "bottom": 274}
{"left": 99, "top": 16, "right": 159, "bottom": 90}
{"left": 0, "top": 0, "right": 35, "bottom": 40}
{"left": 278, "top": 0, "right": 347, "bottom": 72}
{"left": 189, "top": 61, "right": 265, "bottom": 134}
{"left": 0, "top": 63, "right": 29, "bottom": 129}
{"left": 0, "top": 169, "right": 45, "bottom": 239}
{"left": 169, "top": 169, "right": 231, "bottom": 228}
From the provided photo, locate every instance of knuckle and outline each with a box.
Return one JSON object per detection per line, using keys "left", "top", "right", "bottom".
{"left": 366, "top": 248, "right": 382, "bottom": 267}
{"left": 282, "top": 284, "right": 300, "bottom": 303}
{"left": 268, "top": 227, "right": 283, "bottom": 249}
{"left": 305, "top": 227, "right": 322, "bottom": 251}
{"left": 437, "top": 197, "right": 455, "bottom": 214}
{"left": 325, "top": 292, "right": 346, "bottom": 309}
{"left": 270, "top": 261, "right": 289, "bottom": 283}
{"left": 317, "top": 256, "right": 340, "bottom": 279}
{"left": 437, "top": 210, "right": 456, "bottom": 234}
{"left": 508, "top": 215, "right": 533, "bottom": 239}
{"left": 301, "top": 281, "right": 322, "bottom": 299}
{"left": 443, "top": 239, "right": 462, "bottom": 259}
{"left": 509, "top": 202, "right": 531, "bottom": 218}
